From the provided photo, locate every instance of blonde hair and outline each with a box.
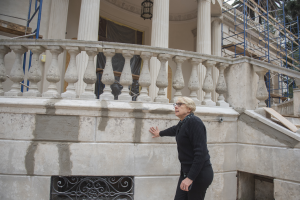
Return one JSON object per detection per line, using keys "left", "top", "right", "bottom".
{"left": 177, "top": 96, "right": 196, "bottom": 113}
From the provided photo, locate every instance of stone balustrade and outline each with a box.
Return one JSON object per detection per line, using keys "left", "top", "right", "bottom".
{"left": 1, "top": 39, "right": 300, "bottom": 109}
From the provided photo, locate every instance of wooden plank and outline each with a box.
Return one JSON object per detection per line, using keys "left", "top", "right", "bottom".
{"left": 263, "top": 107, "right": 298, "bottom": 132}
{"left": 96, "top": 68, "right": 140, "bottom": 80}
{"left": 0, "top": 19, "right": 31, "bottom": 36}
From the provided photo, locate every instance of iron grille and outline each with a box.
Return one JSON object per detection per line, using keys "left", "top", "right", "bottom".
{"left": 50, "top": 176, "right": 134, "bottom": 200}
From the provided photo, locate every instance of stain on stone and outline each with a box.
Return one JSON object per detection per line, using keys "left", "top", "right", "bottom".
{"left": 98, "top": 101, "right": 109, "bottom": 131}
{"left": 34, "top": 115, "right": 80, "bottom": 141}
{"left": 129, "top": 102, "right": 146, "bottom": 143}
{"left": 239, "top": 114, "right": 298, "bottom": 147}
{"left": 44, "top": 99, "right": 62, "bottom": 115}
{"left": 149, "top": 108, "right": 174, "bottom": 115}
{"left": 25, "top": 142, "right": 38, "bottom": 175}
{"left": 57, "top": 143, "right": 72, "bottom": 175}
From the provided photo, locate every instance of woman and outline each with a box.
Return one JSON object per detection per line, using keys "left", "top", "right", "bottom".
{"left": 149, "top": 96, "right": 213, "bottom": 200}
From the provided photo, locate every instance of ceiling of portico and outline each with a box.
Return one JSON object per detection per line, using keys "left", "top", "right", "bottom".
{"left": 104, "top": 0, "right": 222, "bottom": 21}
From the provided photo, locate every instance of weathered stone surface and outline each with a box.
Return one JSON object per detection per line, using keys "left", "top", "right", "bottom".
{"left": 237, "top": 171, "right": 254, "bottom": 200}
{"left": 255, "top": 178, "right": 274, "bottom": 200}
{"left": 96, "top": 117, "right": 135, "bottom": 142}
{"left": 0, "top": 113, "right": 35, "bottom": 140}
{"left": 208, "top": 144, "right": 237, "bottom": 172}
{"left": 205, "top": 121, "right": 237, "bottom": 143}
{"left": 237, "top": 144, "right": 300, "bottom": 182}
{"left": 274, "top": 179, "right": 300, "bottom": 200}
{"left": 0, "top": 175, "right": 50, "bottom": 200}
{"left": 34, "top": 143, "right": 59, "bottom": 175}
{"left": 205, "top": 172, "right": 237, "bottom": 200}
{"left": 134, "top": 176, "right": 178, "bottom": 200}
{"left": 78, "top": 116, "right": 95, "bottom": 141}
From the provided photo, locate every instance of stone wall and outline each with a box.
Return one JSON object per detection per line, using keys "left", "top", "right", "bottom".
{"left": 0, "top": 98, "right": 239, "bottom": 200}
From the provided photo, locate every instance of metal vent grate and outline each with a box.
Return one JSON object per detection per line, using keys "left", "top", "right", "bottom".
{"left": 50, "top": 176, "right": 134, "bottom": 200}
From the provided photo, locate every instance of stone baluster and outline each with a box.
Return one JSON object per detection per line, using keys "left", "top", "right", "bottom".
{"left": 188, "top": 58, "right": 202, "bottom": 105}
{"left": 118, "top": 50, "right": 134, "bottom": 102}
{"left": 100, "top": 49, "right": 115, "bottom": 101}
{"left": 42, "top": 46, "right": 63, "bottom": 98}
{"left": 254, "top": 65, "right": 268, "bottom": 108}
{"left": 137, "top": 52, "right": 152, "bottom": 102}
{"left": 202, "top": 60, "right": 217, "bottom": 106}
{"left": 4, "top": 45, "right": 27, "bottom": 97}
{"left": 154, "top": 54, "right": 171, "bottom": 103}
{"left": 61, "top": 47, "right": 80, "bottom": 99}
{"left": 23, "top": 46, "right": 45, "bottom": 97}
{"left": 172, "top": 56, "right": 186, "bottom": 103}
{"left": 79, "top": 47, "right": 98, "bottom": 99}
{"left": 0, "top": 46, "right": 11, "bottom": 96}
{"left": 215, "top": 63, "right": 230, "bottom": 107}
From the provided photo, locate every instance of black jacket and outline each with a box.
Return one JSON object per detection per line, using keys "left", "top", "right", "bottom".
{"left": 159, "top": 114, "right": 210, "bottom": 181}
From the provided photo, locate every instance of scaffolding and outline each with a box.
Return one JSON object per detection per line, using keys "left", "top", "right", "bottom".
{"left": 222, "top": 0, "right": 300, "bottom": 107}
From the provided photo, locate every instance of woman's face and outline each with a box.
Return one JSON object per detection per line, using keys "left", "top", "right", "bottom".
{"left": 174, "top": 101, "right": 191, "bottom": 120}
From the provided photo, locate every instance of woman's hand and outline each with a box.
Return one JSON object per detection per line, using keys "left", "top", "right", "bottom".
{"left": 180, "top": 178, "right": 193, "bottom": 191}
{"left": 149, "top": 126, "right": 160, "bottom": 138}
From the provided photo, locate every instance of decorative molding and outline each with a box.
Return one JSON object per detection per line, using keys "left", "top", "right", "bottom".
{"left": 104, "top": 0, "right": 198, "bottom": 21}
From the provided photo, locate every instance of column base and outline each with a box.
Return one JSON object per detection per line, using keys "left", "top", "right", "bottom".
{"left": 42, "top": 91, "right": 61, "bottom": 98}
{"left": 171, "top": 96, "right": 180, "bottom": 103}
{"left": 190, "top": 98, "right": 201, "bottom": 106}
{"left": 99, "top": 93, "right": 114, "bottom": 101}
{"left": 79, "top": 92, "right": 96, "bottom": 99}
{"left": 216, "top": 100, "right": 230, "bottom": 107}
{"left": 4, "top": 90, "right": 23, "bottom": 97}
{"left": 136, "top": 95, "right": 151, "bottom": 102}
{"left": 154, "top": 96, "right": 169, "bottom": 103}
{"left": 118, "top": 94, "right": 132, "bottom": 102}
{"left": 202, "top": 100, "right": 216, "bottom": 106}
{"left": 61, "top": 91, "right": 78, "bottom": 99}
{"left": 23, "top": 91, "right": 42, "bottom": 97}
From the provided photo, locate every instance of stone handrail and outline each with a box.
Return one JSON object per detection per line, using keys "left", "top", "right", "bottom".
{"left": 1, "top": 39, "right": 300, "bottom": 107}
{"left": 272, "top": 100, "right": 294, "bottom": 117}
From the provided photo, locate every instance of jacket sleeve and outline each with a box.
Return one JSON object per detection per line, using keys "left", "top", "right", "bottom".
{"left": 186, "top": 118, "right": 208, "bottom": 181}
{"left": 159, "top": 124, "right": 177, "bottom": 137}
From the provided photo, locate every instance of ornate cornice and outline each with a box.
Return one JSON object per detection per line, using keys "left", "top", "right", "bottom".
{"left": 104, "top": 0, "right": 198, "bottom": 21}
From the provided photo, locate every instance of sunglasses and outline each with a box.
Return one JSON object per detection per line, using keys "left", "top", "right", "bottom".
{"left": 173, "top": 103, "right": 185, "bottom": 108}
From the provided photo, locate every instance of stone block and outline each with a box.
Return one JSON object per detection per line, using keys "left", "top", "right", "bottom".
{"left": 274, "top": 179, "right": 300, "bottom": 200}
{"left": 0, "top": 113, "right": 35, "bottom": 140}
{"left": 208, "top": 144, "right": 237, "bottom": 172}
{"left": 134, "top": 176, "right": 178, "bottom": 200}
{"left": 237, "top": 144, "right": 300, "bottom": 182}
{"left": 205, "top": 172, "right": 237, "bottom": 200}
{"left": 255, "top": 178, "right": 274, "bottom": 200}
{"left": 205, "top": 121, "right": 238, "bottom": 143}
{"left": 134, "top": 144, "right": 180, "bottom": 175}
{"left": 96, "top": 117, "right": 136, "bottom": 142}
{"left": 78, "top": 116, "right": 95, "bottom": 141}
{"left": 0, "top": 175, "right": 50, "bottom": 200}
{"left": 0, "top": 140, "right": 29, "bottom": 175}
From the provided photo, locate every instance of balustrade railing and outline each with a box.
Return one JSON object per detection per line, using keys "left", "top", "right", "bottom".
{"left": 1, "top": 39, "right": 300, "bottom": 109}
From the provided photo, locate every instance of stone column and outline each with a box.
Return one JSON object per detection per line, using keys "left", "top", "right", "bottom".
{"left": 118, "top": 50, "right": 134, "bottom": 102}
{"left": 171, "top": 56, "right": 186, "bottom": 103}
{"left": 61, "top": 47, "right": 80, "bottom": 99}
{"left": 196, "top": 0, "right": 212, "bottom": 102}
{"left": 154, "top": 54, "right": 171, "bottom": 103}
{"left": 75, "top": 0, "right": 100, "bottom": 96}
{"left": 188, "top": 58, "right": 202, "bottom": 105}
{"left": 0, "top": 46, "right": 10, "bottom": 96}
{"left": 79, "top": 48, "right": 98, "bottom": 99}
{"left": 202, "top": 60, "right": 216, "bottom": 106}
{"left": 216, "top": 63, "right": 230, "bottom": 107}
{"left": 253, "top": 65, "right": 268, "bottom": 108}
{"left": 4, "top": 45, "right": 27, "bottom": 97}
{"left": 137, "top": 52, "right": 152, "bottom": 102}
{"left": 23, "top": 46, "right": 46, "bottom": 97}
{"left": 42, "top": 46, "right": 63, "bottom": 98}
{"left": 100, "top": 49, "right": 115, "bottom": 101}
{"left": 211, "top": 16, "right": 222, "bottom": 102}
{"left": 42, "top": 0, "right": 69, "bottom": 94}
{"left": 149, "top": 0, "right": 169, "bottom": 101}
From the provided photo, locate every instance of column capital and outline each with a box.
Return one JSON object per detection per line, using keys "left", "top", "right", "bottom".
{"left": 211, "top": 15, "right": 223, "bottom": 23}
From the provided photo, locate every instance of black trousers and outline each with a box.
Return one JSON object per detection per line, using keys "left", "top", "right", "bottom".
{"left": 174, "top": 163, "right": 214, "bottom": 200}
